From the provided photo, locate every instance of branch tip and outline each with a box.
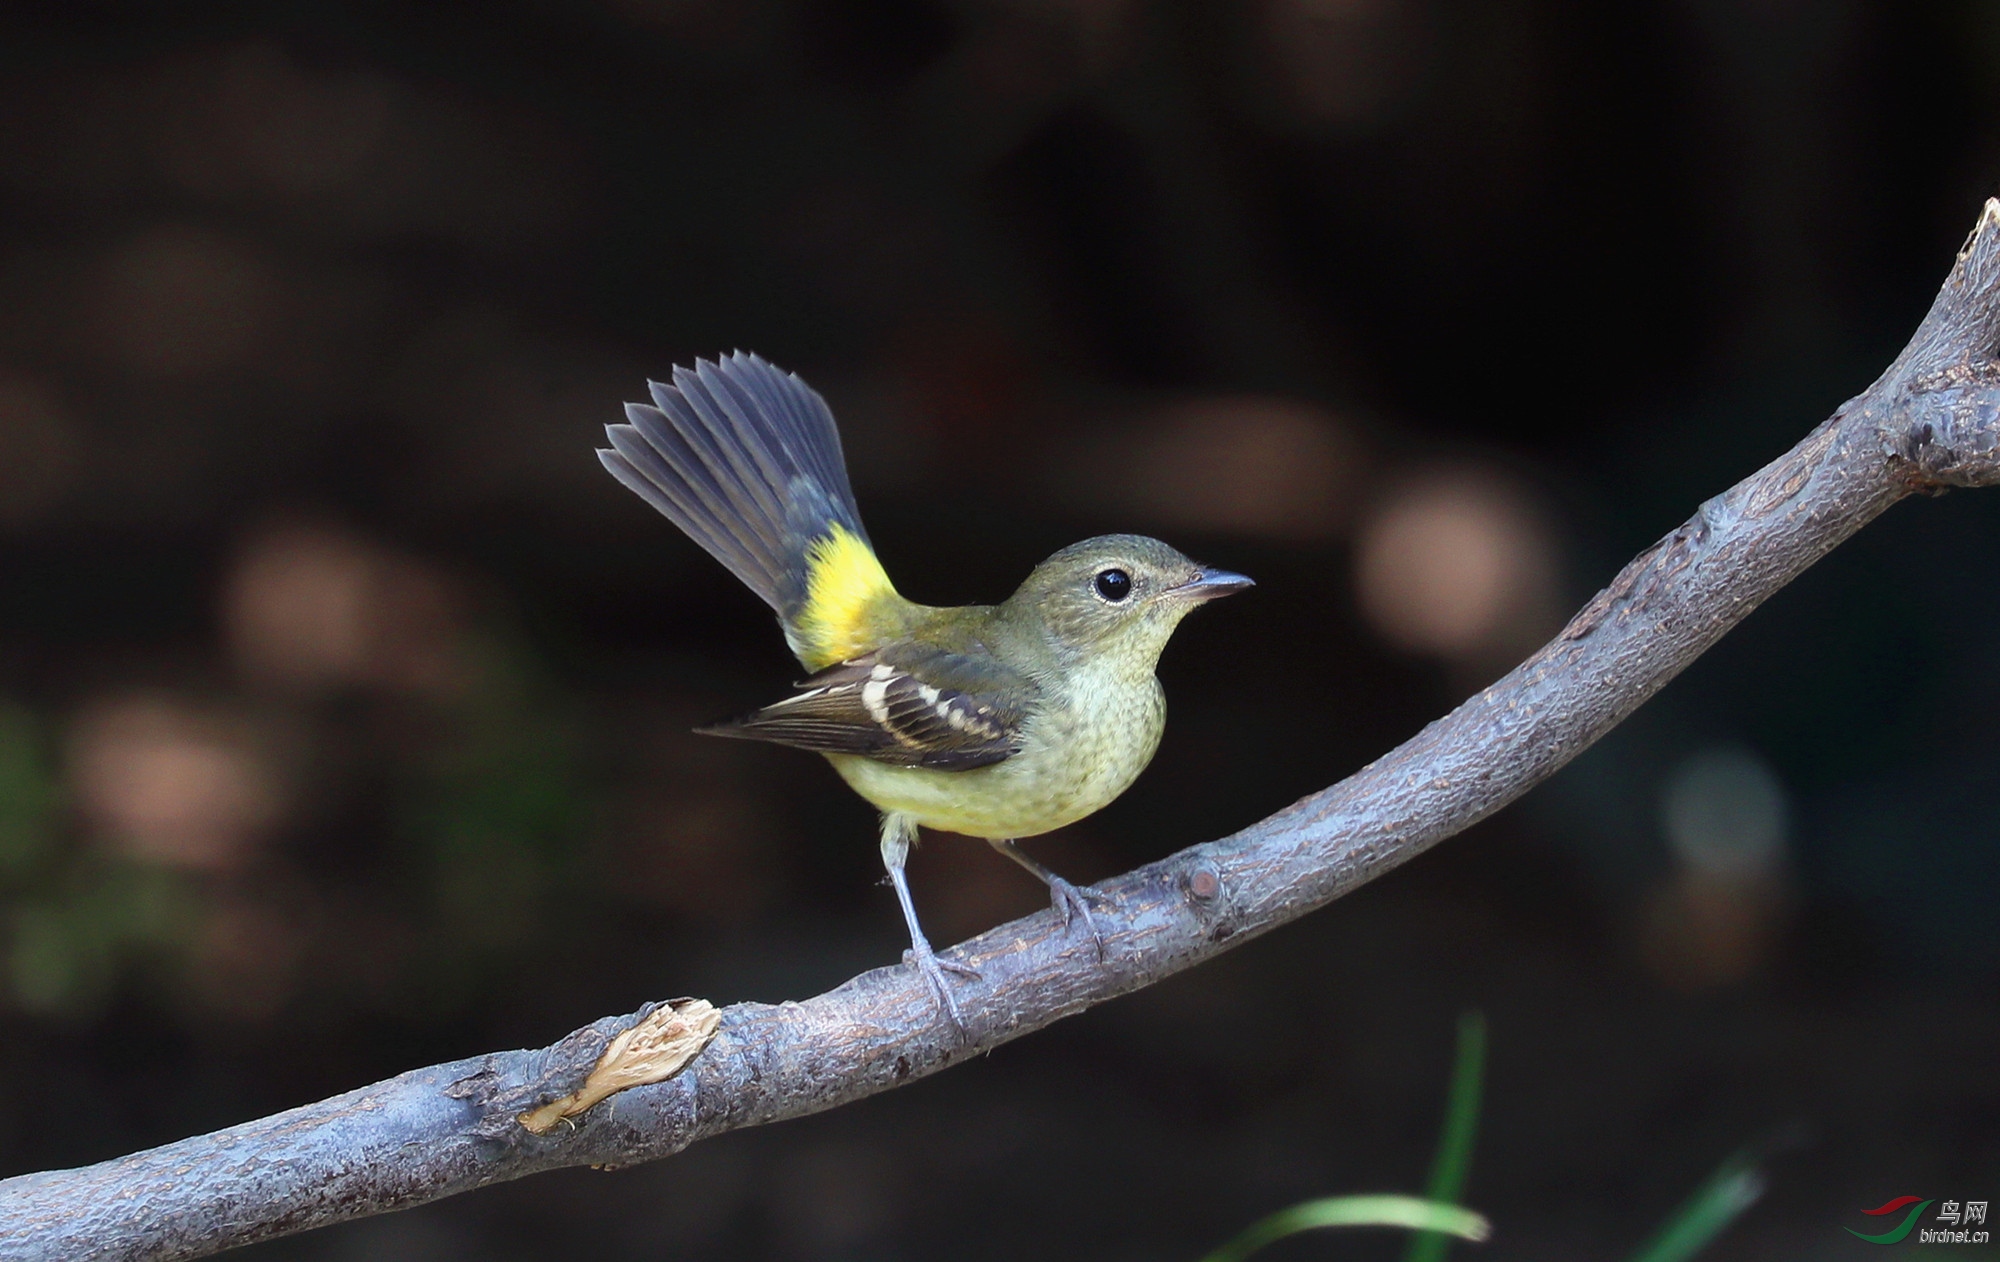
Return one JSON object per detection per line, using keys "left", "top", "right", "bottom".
{"left": 1964, "top": 197, "right": 2000, "bottom": 264}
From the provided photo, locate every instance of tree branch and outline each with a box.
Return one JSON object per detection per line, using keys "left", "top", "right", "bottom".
{"left": 12, "top": 199, "right": 2000, "bottom": 1262}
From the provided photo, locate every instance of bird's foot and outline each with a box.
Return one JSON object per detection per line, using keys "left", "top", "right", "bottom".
{"left": 1047, "top": 876, "right": 1113, "bottom": 960}
{"left": 902, "top": 940, "right": 977, "bottom": 1034}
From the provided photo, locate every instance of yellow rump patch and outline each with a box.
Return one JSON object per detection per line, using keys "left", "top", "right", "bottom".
{"left": 793, "top": 524, "right": 897, "bottom": 669}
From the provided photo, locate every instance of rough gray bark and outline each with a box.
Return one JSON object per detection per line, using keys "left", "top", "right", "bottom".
{"left": 11, "top": 199, "right": 2000, "bottom": 1262}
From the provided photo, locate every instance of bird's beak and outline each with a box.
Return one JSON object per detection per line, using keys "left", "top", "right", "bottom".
{"left": 1171, "top": 568, "right": 1255, "bottom": 602}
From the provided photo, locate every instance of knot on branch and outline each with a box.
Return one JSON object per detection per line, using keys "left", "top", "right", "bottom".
{"left": 1888, "top": 367, "right": 2000, "bottom": 490}
{"left": 1559, "top": 509, "right": 1709, "bottom": 642}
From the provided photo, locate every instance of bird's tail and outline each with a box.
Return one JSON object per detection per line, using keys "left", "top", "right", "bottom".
{"left": 599, "top": 351, "right": 898, "bottom": 669}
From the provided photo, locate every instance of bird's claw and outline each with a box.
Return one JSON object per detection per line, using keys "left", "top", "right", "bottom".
{"left": 1047, "top": 876, "right": 1113, "bottom": 960}
{"left": 902, "top": 943, "right": 975, "bottom": 1034}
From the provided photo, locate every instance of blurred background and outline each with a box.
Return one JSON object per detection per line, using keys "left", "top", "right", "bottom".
{"left": 0, "top": 2, "right": 1996, "bottom": 1258}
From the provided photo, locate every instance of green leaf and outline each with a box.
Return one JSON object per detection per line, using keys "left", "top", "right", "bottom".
{"left": 1404, "top": 1011, "right": 1487, "bottom": 1262}
{"left": 1201, "top": 1195, "right": 1492, "bottom": 1262}
{"left": 1624, "top": 1152, "right": 1764, "bottom": 1262}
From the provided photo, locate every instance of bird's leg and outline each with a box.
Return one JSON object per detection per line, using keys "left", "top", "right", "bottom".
{"left": 880, "top": 813, "right": 976, "bottom": 1033}
{"left": 987, "top": 838, "right": 1112, "bottom": 960}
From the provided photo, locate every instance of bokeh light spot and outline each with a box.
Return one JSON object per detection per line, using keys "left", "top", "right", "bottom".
{"left": 1659, "top": 744, "right": 1789, "bottom": 881}
{"left": 91, "top": 225, "right": 280, "bottom": 376}
{"left": 1056, "top": 395, "right": 1360, "bottom": 541}
{"left": 224, "top": 522, "right": 463, "bottom": 696}
{"left": 68, "top": 694, "right": 281, "bottom": 871}
{"left": 1641, "top": 744, "right": 1793, "bottom": 990}
{"left": 1354, "top": 467, "right": 1557, "bottom": 660}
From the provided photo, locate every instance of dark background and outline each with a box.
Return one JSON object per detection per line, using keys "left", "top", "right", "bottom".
{"left": 0, "top": 2, "right": 1996, "bottom": 1258}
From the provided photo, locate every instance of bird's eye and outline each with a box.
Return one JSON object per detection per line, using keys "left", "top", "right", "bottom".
{"left": 1094, "top": 568, "right": 1133, "bottom": 602}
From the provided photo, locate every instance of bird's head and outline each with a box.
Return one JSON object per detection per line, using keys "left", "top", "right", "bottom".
{"left": 1003, "top": 533, "right": 1253, "bottom": 672}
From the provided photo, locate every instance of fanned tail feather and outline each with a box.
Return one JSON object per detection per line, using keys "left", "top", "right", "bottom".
{"left": 599, "top": 352, "right": 895, "bottom": 665}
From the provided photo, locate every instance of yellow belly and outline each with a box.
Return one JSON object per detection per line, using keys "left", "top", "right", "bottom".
{"left": 825, "top": 674, "right": 1165, "bottom": 839}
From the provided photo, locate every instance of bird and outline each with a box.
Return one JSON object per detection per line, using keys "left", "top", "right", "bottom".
{"left": 598, "top": 351, "right": 1251, "bottom": 1028}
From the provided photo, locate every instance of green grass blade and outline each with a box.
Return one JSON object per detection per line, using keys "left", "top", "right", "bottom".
{"left": 1404, "top": 1011, "right": 1487, "bottom": 1262}
{"left": 1624, "top": 1152, "right": 1765, "bottom": 1262}
{"left": 1200, "top": 1195, "right": 1492, "bottom": 1262}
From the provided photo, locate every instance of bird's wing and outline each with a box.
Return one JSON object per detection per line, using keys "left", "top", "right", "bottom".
{"left": 696, "top": 643, "right": 1033, "bottom": 770}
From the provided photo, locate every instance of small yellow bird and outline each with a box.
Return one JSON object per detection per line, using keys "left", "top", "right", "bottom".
{"left": 599, "top": 352, "right": 1250, "bottom": 1025}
